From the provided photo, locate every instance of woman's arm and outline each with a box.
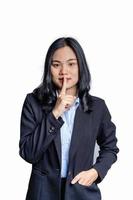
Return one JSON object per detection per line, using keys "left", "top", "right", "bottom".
{"left": 19, "top": 94, "right": 64, "bottom": 164}
{"left": 93, "top": 100, "right": 119, "bottom": 183}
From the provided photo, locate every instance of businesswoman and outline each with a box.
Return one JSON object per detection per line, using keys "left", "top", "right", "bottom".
{"left": 19, "top": 37, "right": 119, "bottom": 200}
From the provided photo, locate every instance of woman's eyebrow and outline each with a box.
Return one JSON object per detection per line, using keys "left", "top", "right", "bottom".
{"left": 52, "top": 60, "right": 61, "bottom": 63}
{"left": 67, "top": 58, "right": 77, "bottom": 61}
{"left": 52, "top": 58, "right": 77, "bottom": 63}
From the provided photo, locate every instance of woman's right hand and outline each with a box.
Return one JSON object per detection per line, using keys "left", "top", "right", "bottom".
{"left": 52, "top": 76, "right": 76, "bottom": 119}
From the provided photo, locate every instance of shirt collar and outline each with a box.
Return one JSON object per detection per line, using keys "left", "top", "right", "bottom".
{"left": 75, "top": 97, "right": 80, "bottom": 106}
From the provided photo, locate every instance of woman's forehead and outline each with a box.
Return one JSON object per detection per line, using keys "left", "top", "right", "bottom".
{"left": 52, "top": 46, "right": 77, "bottom": 61}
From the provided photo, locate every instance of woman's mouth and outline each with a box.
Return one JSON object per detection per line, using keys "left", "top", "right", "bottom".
{"left": 58, "top": 78, "right": 71, "bottom": 83}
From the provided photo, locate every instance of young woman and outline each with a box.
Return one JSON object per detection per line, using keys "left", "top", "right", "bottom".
{"left": 19, "top": 37, "right": 119, "bottom": 200}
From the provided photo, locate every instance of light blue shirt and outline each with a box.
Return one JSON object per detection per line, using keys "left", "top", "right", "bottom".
{"left": 60, "top": 97, "right": 80, "bottom": 177}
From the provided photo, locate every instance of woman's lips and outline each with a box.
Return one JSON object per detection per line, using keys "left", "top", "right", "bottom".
{"left": 58, "top": 78, "right": 71, "bottom": 83}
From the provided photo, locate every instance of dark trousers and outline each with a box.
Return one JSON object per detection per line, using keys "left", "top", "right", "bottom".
{"left": 61, "top": 178, "right": 67, "bottom": 200}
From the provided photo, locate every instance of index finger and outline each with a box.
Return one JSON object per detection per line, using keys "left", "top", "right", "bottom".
{"left": 60, "top": 77, "right": 67, "bottom": 96}
{"left": 71, "top": 173, "right": 81, "bottom": 184}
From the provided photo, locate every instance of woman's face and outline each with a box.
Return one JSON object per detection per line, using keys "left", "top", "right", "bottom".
{"left": 51, "top": 46, "right": 79, "bottom": 91}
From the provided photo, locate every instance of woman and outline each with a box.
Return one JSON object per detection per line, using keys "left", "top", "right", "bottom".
{"left": 19, "top": 37, "right": 119, "bottom": 200}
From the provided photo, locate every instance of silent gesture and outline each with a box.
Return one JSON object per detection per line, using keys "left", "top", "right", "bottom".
{"left": 52, "top": 75, "right": 76, "bottom": 119}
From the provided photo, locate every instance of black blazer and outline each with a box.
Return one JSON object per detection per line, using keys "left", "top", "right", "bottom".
{"left": 19, "top": 93, "right": 119, "bottom": 200}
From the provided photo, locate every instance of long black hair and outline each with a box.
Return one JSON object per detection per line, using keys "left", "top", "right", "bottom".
{"left": 33, "top": 37, "right": 93, "bottom": 113}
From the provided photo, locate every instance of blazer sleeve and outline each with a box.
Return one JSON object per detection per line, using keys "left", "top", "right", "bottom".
{"left": 19, "top": 94, "right": 64, "bottom": 164}
{"left": 93, "top": 100, "right": 119, "bottom": 183}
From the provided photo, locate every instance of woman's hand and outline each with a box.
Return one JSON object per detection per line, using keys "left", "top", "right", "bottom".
{"left": 71, "top": 168, "right": 98, "bottom": 187}
{"left": 52, "top": 76, "right": 76, "bottom": 118}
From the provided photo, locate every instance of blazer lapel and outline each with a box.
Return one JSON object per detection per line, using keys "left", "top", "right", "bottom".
{"left": 54, "top": 103, "right": 93, "bottom": 168}
{"left": 68, "top": 104, "right": 93, "bottom": 165}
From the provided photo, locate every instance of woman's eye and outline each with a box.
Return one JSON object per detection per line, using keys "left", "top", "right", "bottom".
{"left": 52, "top": 63, "right": 59, "bottom": 67}
{"left": 69, "top": 63, "right": 76, "bottom": 66}
{"left": 68, "top": 62, "right": 77, "bottom": 67}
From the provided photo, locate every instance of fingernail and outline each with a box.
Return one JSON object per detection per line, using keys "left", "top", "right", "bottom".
{"left": 71, "top": 180, "right": 75, "bottom": 184}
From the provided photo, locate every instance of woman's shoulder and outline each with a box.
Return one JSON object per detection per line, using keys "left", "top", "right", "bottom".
{"left": 24, "top": 92, "right": 41, "bottom": 106}
{"left": 90, "top": 94, "right": 105, "bottom": 103}
{"left": 89, "top": 94, "right": 107, "bottom": 109}
{"left": 24, "top": 92, "right": 36, "bottom": 100}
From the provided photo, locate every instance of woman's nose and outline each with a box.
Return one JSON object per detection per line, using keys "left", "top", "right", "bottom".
{"left": 60, "top": 64, "right": 68, "bottom": 75}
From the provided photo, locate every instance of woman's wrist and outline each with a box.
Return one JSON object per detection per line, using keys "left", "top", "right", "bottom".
{"left": 52, "top": 109, "right": 60, "bottom": 119}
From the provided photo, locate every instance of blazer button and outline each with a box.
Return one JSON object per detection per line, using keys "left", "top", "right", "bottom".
{"left": 48, "top": 126, "right": 55, "bottom": 134}
{"left": 51, "top": 126, "right": 55, "bottom": 130}
{"left": 68, "top": 171, "right": 71, "bottom": 176}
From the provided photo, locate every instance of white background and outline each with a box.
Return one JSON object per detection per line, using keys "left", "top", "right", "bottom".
{"left": 0, "top": 0, "right": 132, "bottom": 199}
